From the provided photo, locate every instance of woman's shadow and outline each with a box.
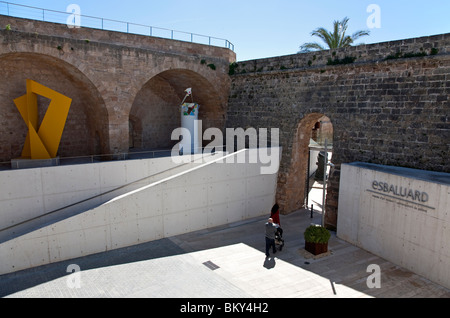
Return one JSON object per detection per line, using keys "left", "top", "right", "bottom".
{"left": 263, "top": 256, "right": 276, "bottom": 269}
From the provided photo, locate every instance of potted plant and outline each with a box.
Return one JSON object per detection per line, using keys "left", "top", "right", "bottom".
{"left": 304, "top": 224, "right": 331, "bottom": 255}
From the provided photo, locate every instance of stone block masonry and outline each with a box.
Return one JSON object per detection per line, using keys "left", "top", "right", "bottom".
{"left": 0, "top": 15, "right": 235, "bottom": 163}
{"left": 226, "top": 33, "right": 450, "bottom": 228}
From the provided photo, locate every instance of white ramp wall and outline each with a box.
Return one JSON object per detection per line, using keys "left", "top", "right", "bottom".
{"left": 0, "top": 156, "right": 188, "bottom": 233}
{"left": 337, "top": 162, "right": 450, "bottom": 289}
{"left": 0, "top": 149, "right": 279, "bottom": 275}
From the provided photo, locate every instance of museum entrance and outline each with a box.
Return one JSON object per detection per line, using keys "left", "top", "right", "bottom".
{"left": 280, "top": 113, "right": 333, "bottom": 216}
{"left": 305, "top": 116, "right": 333, "bottom": 215}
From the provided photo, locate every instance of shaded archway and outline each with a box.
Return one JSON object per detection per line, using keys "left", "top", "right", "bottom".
{"left": 129, "top": 69, "right": 225, "bottom": 150}
{"left": 277, "top": 113, "right": 334, "bottom": 215}
{"left": 0, "top": 53, "right": 109, "bottom": 162}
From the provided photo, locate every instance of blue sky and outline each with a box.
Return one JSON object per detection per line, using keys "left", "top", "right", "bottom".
{"left": 3, "top": 0, "right": 450, "bottom": 61}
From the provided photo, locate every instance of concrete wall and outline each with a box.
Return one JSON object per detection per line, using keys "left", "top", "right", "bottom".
{"left": 337, "top": 162, "right": 450, "bottom": 289}
{"left": 0, "top": 152, "right": 226, "bottom": 243}
{"left": 0, "top": 149, "right": 279, "bottom": 275}
{"left": 309, "top": 149, "right": 320, "bottom": 177}
{"left": 0, "top": 156, "right": 187, "bottom": 233}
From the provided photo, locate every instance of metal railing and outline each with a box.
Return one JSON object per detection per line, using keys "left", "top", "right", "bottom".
{"left": 0, "top": 1, "right": 234, "bottom": 51}
{"left": 0, "top": 146, "right": 227, "bottom": 171}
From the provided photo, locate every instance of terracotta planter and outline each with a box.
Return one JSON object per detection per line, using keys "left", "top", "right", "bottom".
{"left": 305, "top": 241, "right": 328, "bottom": 255}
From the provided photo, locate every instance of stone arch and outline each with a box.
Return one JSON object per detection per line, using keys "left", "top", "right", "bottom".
{"left": 278, "top": 113, "right": 334, "bottom": 215}
{"left": 0, "top": 52, "right": 109, "bottom": 162}
{"left": 129, "top": 68, "right": 225, "bottom": 150}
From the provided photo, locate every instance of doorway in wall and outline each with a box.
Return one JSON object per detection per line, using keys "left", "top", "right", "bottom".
{"left": 305, "top": 116, "right": 333, "bottom": 218}
{"left": 280, "top": 113, "right": 333, "bottom": 216}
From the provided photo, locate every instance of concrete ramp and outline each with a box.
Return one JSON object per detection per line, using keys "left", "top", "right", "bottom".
{"left": 0, "top": 152, "right": 223, "bottom": 244}
{"left": 0, "top": 149, "right": 279, "bottom": 275}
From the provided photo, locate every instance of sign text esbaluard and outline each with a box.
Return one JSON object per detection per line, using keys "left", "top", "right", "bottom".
{"left": 371, "top": 181, "right": 429, "bottom": 203}
{"left": 367, "top": 180, "right": 435, "bottom": 212}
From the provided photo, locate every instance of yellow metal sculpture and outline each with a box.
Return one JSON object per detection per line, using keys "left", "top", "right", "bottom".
{"left": 14, "top": 80, "right": 72, "bottom": 160}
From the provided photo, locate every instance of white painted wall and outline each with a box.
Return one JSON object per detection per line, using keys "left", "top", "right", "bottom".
{"left": 0, "top": 152, "right": 228, "bottom": 239}
{"left": 0, "top": 149, "right": 279, "bottom": 275}
{"left": 337, "top": 162, "right": 450, "bottom": 289}
{"left": 0, "top": 156, "right": 187, "bottom": 231}
{"left": 308, "top": 148, "right": 332, "bottom": 178}
{"left": 309, "top": 149, "right": 320, "bottom": 177}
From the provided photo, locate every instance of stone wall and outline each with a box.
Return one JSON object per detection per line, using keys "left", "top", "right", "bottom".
{"left": 226, "top": 33, "right": 450, "bottom": 228}
{"left": 1, "top": 16, "right": 235, "bottom": 63}
{"left": 0, "top": 15, "right": 235, "bottom": 163}
{"left": 0, "top": 52, "right": 109, "bottom": 161}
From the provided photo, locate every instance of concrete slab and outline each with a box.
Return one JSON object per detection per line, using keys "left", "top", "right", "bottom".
{"left": 1, "top": 209, "right": 449, "bottom": 299}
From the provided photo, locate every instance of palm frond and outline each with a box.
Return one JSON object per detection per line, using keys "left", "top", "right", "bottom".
{"left": 299, "top": 42, "right": 326, "bottom": 52}
{"left": 311, "top": 28, "right": 333, "bottom": 48}
{"left": 351, "top": 30, "right": 371, "bottom": 41}
{"left": 341, "top": 36, "right": 354, "bottom": 47}
{"left": 337, "top": 17, "right": 350, "bottom": 48}
{"left": 299, "top": 16, "right": 370, "bottom": 52}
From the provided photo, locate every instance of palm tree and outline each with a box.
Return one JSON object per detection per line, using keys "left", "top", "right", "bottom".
{"left": 299, "top": 17, "right": 370, "bottom": 52}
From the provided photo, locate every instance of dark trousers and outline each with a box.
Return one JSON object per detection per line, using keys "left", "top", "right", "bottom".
{"left": 265, "top": 237, "right": 276, "bottom": 257}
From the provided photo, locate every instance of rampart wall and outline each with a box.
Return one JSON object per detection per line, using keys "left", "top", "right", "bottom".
{"left": 226, "top": 33, "right": 450, "bottom": 227}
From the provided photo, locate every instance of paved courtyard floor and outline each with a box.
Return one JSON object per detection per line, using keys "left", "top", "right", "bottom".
{"left": 1, "top": 208, "right": 449, "bottom": 299}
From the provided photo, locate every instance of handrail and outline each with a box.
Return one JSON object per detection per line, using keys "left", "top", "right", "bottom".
{"left": 0, "top": 146, "right": 226, "bottom": 169}
{"left": 0, "top": 148, "right": 171, "bottom": 167}
{"left": 0, "top": 1, "right": 234, "bottom": 51}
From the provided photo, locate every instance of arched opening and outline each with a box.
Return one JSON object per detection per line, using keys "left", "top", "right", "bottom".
{"left": 129, "top": 69, "right": 225, "bottom": 152}
{"left": 278, "top": 113, "right": 334, "bottom": 216}
{"left": 0, "top": 53, "right": 109, "bottom": 163}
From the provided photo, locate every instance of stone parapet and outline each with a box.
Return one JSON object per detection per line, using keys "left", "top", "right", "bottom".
{"left": 0, "top": 15, "right": 236, "bottom": 63}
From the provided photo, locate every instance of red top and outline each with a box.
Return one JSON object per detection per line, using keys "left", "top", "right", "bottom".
{"left": 271, "top": 210, "right": 281, "bottom": 226}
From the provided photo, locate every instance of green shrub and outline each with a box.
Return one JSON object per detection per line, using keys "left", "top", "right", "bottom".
{"left": 430, "top": 48, "right": 439, "bottom": 55}
{"left": 304, "top": 225, "right": 331, "bottom": 243}
{"left": 228, "top": 62, "right": 238, "bottom": 75}
{"left": 327, "top": 56, "right": 356, "bottom": 65}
